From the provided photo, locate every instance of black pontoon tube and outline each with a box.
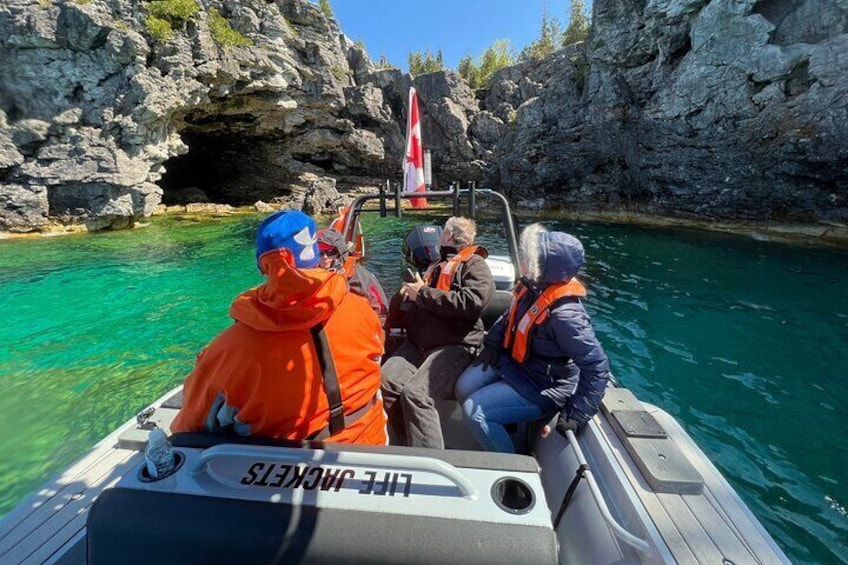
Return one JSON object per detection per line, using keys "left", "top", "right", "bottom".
{"left": 563, "top": 429, "right": 651, "bottom": 554}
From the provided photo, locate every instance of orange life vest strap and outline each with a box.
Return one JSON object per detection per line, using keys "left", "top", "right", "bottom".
{"left": 502, "top": 282, "right": 530, "bottom": 351}
{"left": 423, "top": 245, "right": 484, "bottom": 291}
{"left": 341, "top": 255, "right": 358, "bottom": 280}
{"left": 503, "top": 279, "right": 587, "bottom": 363}
{"left": 422, "top": 262, "right": 438, "bottom": 285}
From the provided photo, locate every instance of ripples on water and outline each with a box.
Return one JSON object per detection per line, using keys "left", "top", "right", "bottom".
{"left": 0, "top": 212, "right": 846, "bottom": 564}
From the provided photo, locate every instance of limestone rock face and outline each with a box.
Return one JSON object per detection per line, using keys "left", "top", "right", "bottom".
{"left": 0, "top": 0, "right": 402, "bottom": 232}
{"left": 483, "top": 0, "right": 848, "bottom": 221}
{"left": 1, "top": 0, "right": 846, "bottom": 233}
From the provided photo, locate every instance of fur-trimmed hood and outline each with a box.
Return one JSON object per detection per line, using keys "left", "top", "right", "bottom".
{"left": 519, "top": 224, "right": 585, "bottom": 284}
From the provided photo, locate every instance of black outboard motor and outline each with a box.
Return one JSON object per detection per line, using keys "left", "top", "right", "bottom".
{"left": 403, "top": 225, "right": 443, "bottom": 274}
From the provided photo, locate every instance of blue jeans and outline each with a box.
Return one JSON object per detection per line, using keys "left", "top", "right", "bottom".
{"left": 455, "top": 363, "right": 547, "bottom": 454}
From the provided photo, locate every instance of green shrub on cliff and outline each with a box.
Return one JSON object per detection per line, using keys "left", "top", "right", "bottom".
{"left": 145, "top": 0, "right": 199, "bottom": 42}
{"left": 330, "top": 65, "right": 352, "bottom": 82}
{"left": 148, "top": 0, "right": 199, "bottom": 23}
{"left": 409, "top": 49, "right": 444, "bottom": 76}
{"left": 208, "top": 8, "right": 252, "bottom": 47}
{"left": 459, "top": 39, "right": 514, "bottom": 89}
{"left": 318, "top": 0, "right": 334, "bottom": 19}
{"left": 146, "top": 16, "right": 175, "bottom": 41}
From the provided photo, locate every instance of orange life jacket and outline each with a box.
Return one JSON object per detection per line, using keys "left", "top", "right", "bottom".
{"left": 329, "top": 205, "right": 350, "bottom": 234}
{"left": 423, "top": 245, "right": 486, "bottom": 291}
{"left": 171, "top": 250, "right": 387, "bottom": 445}
{"left": 329, "top": 205, "right": 365, "bottom": 257}
{"left": 503, "top": 279, "right": 587, "bottom": 363}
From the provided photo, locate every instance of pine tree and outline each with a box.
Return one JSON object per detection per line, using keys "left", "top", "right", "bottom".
{"left": 478, "top": 40, "right": 514, "bottom": 87}
{"left": 457, "top": 40, "right": 514, "bottom": 89}
{"left": 561, "top": 0, "right": 590, "bottom": 46}
{"left": 458, "top": 53, "right": 480, "bottom": 88}
{"left": 519, "top": 4, "right": 561, "bottom": 61}
{"left": 318, "top": 0, "right": 333, "bottom": 19}
{"left": 408, "top": 51, "right": 424, "bottom": 75}
{"left": 408, "top": 49, "right": 445, "bottom": 75}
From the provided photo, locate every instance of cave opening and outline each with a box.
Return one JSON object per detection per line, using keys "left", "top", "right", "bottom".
{"left": 158, "top": 130, "right": 290, "bottom": 206}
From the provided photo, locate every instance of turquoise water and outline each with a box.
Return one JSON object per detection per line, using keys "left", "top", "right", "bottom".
{"left": 1, "top": 212, "right": 846, "bottom": 563}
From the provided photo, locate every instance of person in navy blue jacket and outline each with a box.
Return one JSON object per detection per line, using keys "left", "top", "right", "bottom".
{"left": 455, "top": 223, "right": 610, "bottom": 453}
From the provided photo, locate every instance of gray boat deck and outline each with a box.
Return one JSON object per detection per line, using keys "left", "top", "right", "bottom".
{"left": 619, "top": 406, "right": 786, "bottom": 564}
{"left": 0, "top": 389, "right": 178, "bottom": 564}
{"left": 0, "top": 385, "right": 788, "bottom": 565}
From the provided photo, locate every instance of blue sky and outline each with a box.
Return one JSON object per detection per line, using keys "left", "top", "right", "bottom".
{"left": 328, "top": 1, "right": 588, "bottom": 71}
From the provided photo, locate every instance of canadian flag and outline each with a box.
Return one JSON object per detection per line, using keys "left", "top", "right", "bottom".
{"left": 403, "top": 87, "right": 427, "bottom": 208}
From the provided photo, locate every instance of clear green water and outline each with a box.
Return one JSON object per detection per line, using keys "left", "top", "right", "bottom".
{"left": 1, "top": 213, "right": 846, "bottom": 564}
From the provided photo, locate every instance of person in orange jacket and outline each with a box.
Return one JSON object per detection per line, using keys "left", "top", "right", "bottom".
{"left": 171, "top": 210, "right": 387, "bottom": 445}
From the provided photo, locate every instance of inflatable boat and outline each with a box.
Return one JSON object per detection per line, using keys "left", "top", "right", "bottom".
{"left": 0, "top": 188, "right": 790, "bottom": 564}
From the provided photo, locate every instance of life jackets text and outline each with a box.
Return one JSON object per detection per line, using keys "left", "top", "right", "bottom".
{"left": 240, "top": 462, "right": 413, "bottom": 497}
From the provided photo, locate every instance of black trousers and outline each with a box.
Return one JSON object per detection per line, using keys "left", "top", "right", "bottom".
{"left": 380, "top": 341, "right": 474, "bottom": 449}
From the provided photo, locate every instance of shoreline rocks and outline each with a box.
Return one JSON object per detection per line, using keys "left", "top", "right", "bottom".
{"left": 3, "top": 199, "right": 846, "bottom": 250}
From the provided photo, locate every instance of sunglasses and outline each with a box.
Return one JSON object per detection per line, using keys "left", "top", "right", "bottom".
{"left": 319, "top": 250, "right": 339, "bottom": 258}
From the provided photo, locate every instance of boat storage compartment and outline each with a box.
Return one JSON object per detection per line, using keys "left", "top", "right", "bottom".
{"left": 602, "top": 388, "right": 703, "bottom": 495}
{"left": 87, "top": 442, "right": 558, "bottom": 564}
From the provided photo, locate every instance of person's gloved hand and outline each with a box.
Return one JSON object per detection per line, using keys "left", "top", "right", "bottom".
{"left": 540, "top": 415, "right": 581, "bottom": 439}
{"left": 472, "top": 346, "right": 499, "bottom": 370}
{"left": 555, "top": 416, "right": 580, "bottom": 437}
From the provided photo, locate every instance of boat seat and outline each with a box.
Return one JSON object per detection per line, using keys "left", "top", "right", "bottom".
{"left": 161, "top": 393, "right": 501, "bottom": 453}
{"left": 88, "top": 487, "right": 557, "bottom": 565}
{"left": 437, "top": 399, "right": 483, "bottom": 450}
{"left": 88, "top": 436, "right": 556, "bottom": 564}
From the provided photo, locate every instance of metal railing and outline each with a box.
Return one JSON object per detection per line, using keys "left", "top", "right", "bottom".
{"left": 341, "top": 182, "right": 520, "bottom": 273}
{"left": 564, "top": 429, "right": 652, "bottom": 554}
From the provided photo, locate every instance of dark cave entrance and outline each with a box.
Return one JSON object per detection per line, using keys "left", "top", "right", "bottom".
{"left": 158, "top": 130, "right": 289, "bottom": 206}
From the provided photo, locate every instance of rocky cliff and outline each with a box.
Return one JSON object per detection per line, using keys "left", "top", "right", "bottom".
{"left": 1, "top": 0, "right": 846, "bottom": 234}
{"left": 0, "top": 0, "right": 410, "bottom": 232}
{"left": 484, "top": 0, "right": 848, "bottom": 223}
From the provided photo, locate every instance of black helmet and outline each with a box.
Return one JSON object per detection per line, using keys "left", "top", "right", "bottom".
{"left": 403, "top": 225, "right": 442, "bottom": 273}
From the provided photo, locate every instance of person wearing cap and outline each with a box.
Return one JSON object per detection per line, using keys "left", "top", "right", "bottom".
{"left": 171, "top": 211, "right": 387, "bottom": 445}
{"left": 455, "top": 223, "right": 610, "bottom": 454}
{"left": 381, "top": 217, "right": 495, "bottom": 449}
{"left": 316, "top": 229, "right": 388, "bottom": 320}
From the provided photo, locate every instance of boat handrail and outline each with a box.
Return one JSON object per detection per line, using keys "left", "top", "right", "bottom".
{"left": 565, "top": 430, "right": 652, "bottom": 555}
{"left": 341, "top": 186, "right": 521, "bottom": 275}
{"left": 192, "top": 444, "right": 479, "bottom": 500}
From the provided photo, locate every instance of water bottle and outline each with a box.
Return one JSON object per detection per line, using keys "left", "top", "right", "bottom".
{"left": 145, "top": 428, "right": 176, "bottom": 479}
